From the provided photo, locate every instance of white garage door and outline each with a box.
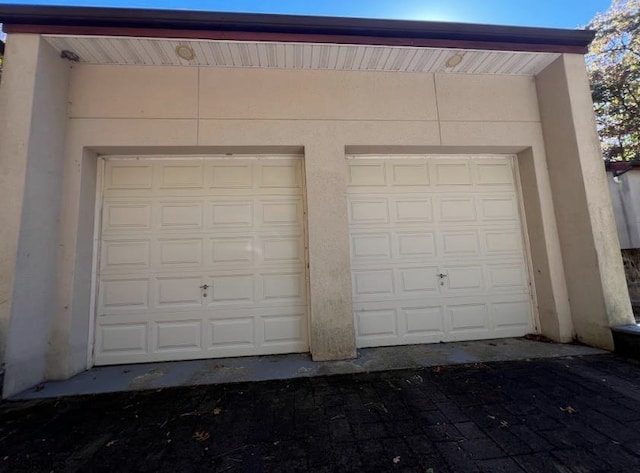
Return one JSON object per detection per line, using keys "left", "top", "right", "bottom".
{"left": 94, "top": 157, "right": 308, "bottom": 365}
{"left": 347, "top": 156, "right": 533, "bottom": 348}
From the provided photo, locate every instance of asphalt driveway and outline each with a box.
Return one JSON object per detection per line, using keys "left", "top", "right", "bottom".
{"left": 1, "top": 354, "right": 640, "bottom": 472}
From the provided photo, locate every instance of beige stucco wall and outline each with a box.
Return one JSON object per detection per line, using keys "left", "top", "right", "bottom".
{"left": 0, "top": 35, "right": 70, "bottom": 396}
{"left": 4, "top": 32, "right": 626, "bottom": 395}
{"left": 536, "top": 54, "right": 634, "bottom": 350}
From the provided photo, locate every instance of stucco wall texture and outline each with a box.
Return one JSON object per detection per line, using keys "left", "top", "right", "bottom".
{"left": 0, "top": 33, "right": 634, "bottom": 397}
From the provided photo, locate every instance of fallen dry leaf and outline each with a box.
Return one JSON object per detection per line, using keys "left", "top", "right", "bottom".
{"left": 500, "top": 420, "right": 509, "bottom": 429}
{"left": 105, "top": 440, "right": 118, "bottom": 447}
{"left": 392, "top": 456, "right": 401, "bottom": 464}
{"left": 193, "top": 431, "right": 211, "bottom": 442}
{"left": 560, "top": 406, "right": 577, "bottom": 414}
{"left": 213, "top": 407, "right": 222, "bottom": 415}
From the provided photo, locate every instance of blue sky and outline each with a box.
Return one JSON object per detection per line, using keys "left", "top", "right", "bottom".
{"left": 1, "top": 0, "right": 613, "bottom": 28}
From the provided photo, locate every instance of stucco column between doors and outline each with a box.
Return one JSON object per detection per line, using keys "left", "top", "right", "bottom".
{"left": 535, "top": 54, "right": 634, "bottom": 350}
{"left": 304, "top": 141, "right": 357, "bottom": 361}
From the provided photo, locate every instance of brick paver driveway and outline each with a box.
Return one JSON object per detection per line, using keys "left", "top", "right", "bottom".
{"left": 2, "top": 354, "right": 640, "bottom": 472}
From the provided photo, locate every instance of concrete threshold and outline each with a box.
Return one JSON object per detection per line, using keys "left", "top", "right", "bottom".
{"left": 13, "top": 338, "right": 605, "bottom": 400}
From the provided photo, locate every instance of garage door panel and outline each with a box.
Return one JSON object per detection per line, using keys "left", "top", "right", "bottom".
{"left": 102, "top": 240, "right": 151, "bottom": 271}
{"left": 353, "top": 270, "right": 395, "bottom": 297}
{"left": 158, "top": 239, "right": 203, "bottom": 266}
{"left": 348, "top": 162, "right": 386, "bottom": 186}
{"left": 474, "top": 160, "right": 514, "bottom": 185}
{"left": 438, "top": 197, "right": 477, "bottom": 222}
{"left": 349, "top": 199, "right": 389, "bottom": 224}
{"left": 399, "top": 267, "right": 439, "bottom": 293}
{"left": 394, "top": 199, "right": 433, "bottom": 223}
{"left": 209, "top": 163, "right": 253, "bottom": 189}
{"left": 479, "top": 196, "right": 519, "bottom": 221}
{"left": 158, "top": 163, "right": 204, "bottom": 189}
{"left": 444, "top": 266, "right": 484, "bottom": 292}
{"left": 95, "top": 157, "right": 309, "bottom": 365}
{"left": 210, "top": 237, "right": 254, "bottom": 265}
{"left": 397, "top": 232, "right": 436, "bottom": 258}
{"left": 210, "top": 318, "right": 255, "bottom": 348}
{"left": 209, "top": 201, "right": 254, "bottom": 226}
{"left": 98, "top": 324, "right": 148, "bottom": 354}
{"left": 158, "top": 202, "right": 203, "bottom": 229}
{"left": 208, "top": 275, "right": 254, "bottom": 304}
{"left": 105, "top": 163, "right": 153, "bottom": 190}
{"left": 441, "top": 231, "right": 481, "bottom": 256}
{"left": 433, "top": 160, "right": 472, "bottom": 186}
{"left": 356, "top": 308, "right": 398, "bottom": 338}
{"left": 351, "top": 233, "right": 392, "bottom": 260}
{"left": 155, "top": 321, "right": 202, "bottom": 352}
{"left": 100, "top": 278, "right": 150, "bottom": 311}
{"left": 402, "top": 306, "right": 445, "bottom": 337}
{"left": 103, "top": 203, "right": 152, "bottom": 232}
{"left": 348, "top": 156, "right": 533, "bottom": 348}
{"left": 156, "top": 277, "right": 203, "bottom": 307}
{"left": 391, "top": 162, "right": 430, "bottom": 186}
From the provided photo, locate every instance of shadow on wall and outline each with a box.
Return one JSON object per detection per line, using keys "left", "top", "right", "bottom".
{"left": 622, "top": 249, "right": 640, "bottom": 322}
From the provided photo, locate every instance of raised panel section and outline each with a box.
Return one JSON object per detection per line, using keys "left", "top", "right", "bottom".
{"left": 395, "top": 200, "right": 432, "bottom": 222}
{"left": 210, "top": 318, "right": 254, "bottom": 346}
{"left": 351, "top": 234, "right": 391, "bottom": 259}
{"left": 353, "top": 270, "right": 394, "bottom": 296}
{"left": 211, "top": 238, "right": 253, "bottom": 264}
{"left": 434, "top": 162, "right": 472, "bottom": 185}
{"left": 480, "top": 197, "right": 518, "bottom": 220}
{"left": 210, "top": 164, "right": 252, "bottom": 188}
{"left": 439, "top": 197, "right": 476, "bottom": 222}
{"left": 448, "top": 304, "right": 489, "bottom": 332}
{"left": 103, "top": 204, "right": 151, "bottom": 231}
{"left": 485, "top": 230, "right": 522, "bottom": 254}
{"left": 159, "top": 203, "right": 202, "bottom": 228}
{"left": 263, "top": 237, "right": 303, "bottom": 263}
{"left": 156, "top": 277, "right": 202, "bottom": 306}
{"left": 348, "top": 163, "right": 386, "bottom": 186}
{"left": 106, "top": 165, "right": 153, "bottom": 190}
{"left": 211, "top": 202, "right": 253, "bottom": 226}
{"left": 397, "top": 233, "right": 436, "bottom": 257}
{"left": 442, "top": 231, "right": 480, "bottom": 256}
{"left": 261, "top": 200, "right": 300, "bottom": 225}
{"left": 445, "top": 266, "right": 484, "bottom": 291}
{"left": 101, "top": 279, "right": 149, "bottom": 310}
{"left": 99, "top": 324, "right": 147, "bottom": 353}
{"left": 356, "top": 309, "right": 397, "bottom": 337}
{"left": 488, "top": 265, "right": 527, "bottom": 290}
{"left": 262, "top": 273, "right": 303, "bottom": 301}
{"left": 476, "top": 162, "right": 513, "bottom": 185}
{"left": 493, "top": 301, "right": 531, "bottom": 329}
{"left": 391, "top": 163, "right": 429, "bottom": 185}
{"left": 158, "top": 239, "right": 202, "bottom": 266}
{"left": 160, "top": 164, "right": 203, "bottom": 188}
{"left": 403, "top": 307, "right": 443, "bottom": 335}
{"left": 103, "top": 241, "right": 150, "bottom": 269}
{"left": 210, "top": 275, "right": 254, "bottom": 303}
{"left": 156, "top": 321, "right": 201, "bottom": 351}
{"left": 400, "top": 267, "right": 438, "bottom": 292}
{"left": 260, "top": 164, "right": 299, "bottom": 188}
{"left": 349, "top": 199, "right": 389, "bottom": 224}
{"left": 263, "top": 315, "right": 304, "bottom": 343}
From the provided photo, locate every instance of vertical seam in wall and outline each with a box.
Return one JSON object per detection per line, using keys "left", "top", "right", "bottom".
{"left": 196, "top": 67, "right": 200, "bottom": 144}
{"left": 432, "top": 74, "right": 442, "bottom": 145}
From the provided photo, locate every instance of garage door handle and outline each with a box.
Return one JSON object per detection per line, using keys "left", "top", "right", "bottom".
{"left": 437, "top": 273, "right": 447, "bottom": 278}
{"left": 199, "top": 284, "right": 210, "bottom": 290}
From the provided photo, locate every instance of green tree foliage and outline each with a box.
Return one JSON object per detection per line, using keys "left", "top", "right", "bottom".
{"left": 587, "top": 0, "right": 640, "bottom": 162}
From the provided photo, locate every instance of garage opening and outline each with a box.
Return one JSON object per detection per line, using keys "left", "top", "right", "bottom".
{"left": 93, "top": 156, "right": 309, "bottom": 365}
{"left": 347, "top": 155, "right": 535, "bottom": 348}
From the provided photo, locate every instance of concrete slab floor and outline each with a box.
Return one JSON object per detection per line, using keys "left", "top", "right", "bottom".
{"left": 13, "top": 338, "right": 605, "bottom": 400}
